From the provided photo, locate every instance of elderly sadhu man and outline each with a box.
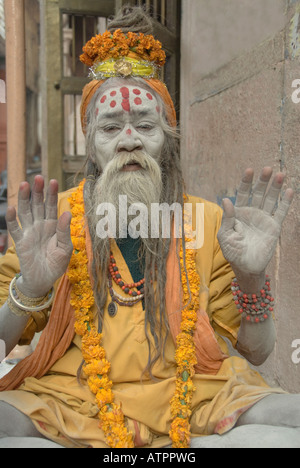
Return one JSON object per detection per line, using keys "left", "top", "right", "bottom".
{"left": 0, "top": 7, "right": 299, "bottom": 448}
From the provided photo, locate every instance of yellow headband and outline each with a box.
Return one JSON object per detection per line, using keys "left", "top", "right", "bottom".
{"left": 89, "top": 56, "right": 159, "bottom": 80}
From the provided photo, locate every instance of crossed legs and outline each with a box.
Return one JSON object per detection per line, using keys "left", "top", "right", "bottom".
{"left": 236, "top": 394, "right": 300, "bottom": 429}
{"left": 1, "top": 394, "right": 300, "bottom": 447}
{"left": 0, "top": 401, "right": 43, "bottom": 439}
{"left": 190, "top": 394, "right": 300, "bottom": 448}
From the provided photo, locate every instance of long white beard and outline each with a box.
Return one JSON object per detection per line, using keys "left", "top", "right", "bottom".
{"left": 91, "top": 151, "right": 163, "bottom": 239}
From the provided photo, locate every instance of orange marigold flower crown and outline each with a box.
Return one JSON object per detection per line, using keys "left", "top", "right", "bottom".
{"left": 80, "top": 29, "right": 166, "bottom": 80}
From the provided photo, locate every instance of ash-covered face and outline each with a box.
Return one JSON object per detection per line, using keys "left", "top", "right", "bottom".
{"left": 94, "top": 85, "right": 165, "bottom": 172}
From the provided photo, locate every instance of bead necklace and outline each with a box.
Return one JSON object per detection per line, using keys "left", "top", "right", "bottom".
{"left": 107, "top": 274, "right": 144, "bottom": 317}
{"left": 108, "top": 253, "right": 145, "bottom": 317}
{"left": 109, "top": 253, "right": 145, "bottom": 297}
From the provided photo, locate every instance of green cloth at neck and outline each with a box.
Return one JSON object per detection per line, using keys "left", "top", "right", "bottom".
{"left": 116, "top": 237, "right": 145, "bottom": 286}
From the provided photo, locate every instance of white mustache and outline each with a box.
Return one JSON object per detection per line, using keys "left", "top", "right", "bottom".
{"left": 107, "top": 151, "right": 154, "bottom": 173}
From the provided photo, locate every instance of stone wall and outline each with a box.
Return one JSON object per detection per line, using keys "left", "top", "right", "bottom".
{"left": 181, "top": 0, "right": 300, "bottom": 392}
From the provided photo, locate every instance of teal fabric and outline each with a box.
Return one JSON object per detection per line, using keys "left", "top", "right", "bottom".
{"left": 116, "top": 237, "right": 145, "bottom": 288}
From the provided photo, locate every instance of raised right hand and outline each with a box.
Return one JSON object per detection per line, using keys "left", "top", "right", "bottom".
{"left": 5, "top": 175, "right": 73, "bottom": 298}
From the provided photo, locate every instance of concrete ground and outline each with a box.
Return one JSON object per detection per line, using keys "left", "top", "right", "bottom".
{"left": 0, "top": 437, "right": 64, "bottom": 448}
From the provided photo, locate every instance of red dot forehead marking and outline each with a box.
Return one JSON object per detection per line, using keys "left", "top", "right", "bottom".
{"left": 134, "top": 97, "right": 142, "bottom": 105}
{"left": 133, "top": 89, "right": 141, "bottom": 95}
{"left": 110, "top": 100, "right": 117, "bottom": 108}
{"left": 120, "top": 87, "right": 130, "bottom": 98}
{"left": 146, "top": 93, "right": 153, "bottom": 100}
{"left": 122, "top": 99, "right": 130, "bottom": 112}
{"left": 100, "top": 95, "right": 107, "bottom": 104}
{"left": 126, "top": 129, "right": 132, "bottom": 135}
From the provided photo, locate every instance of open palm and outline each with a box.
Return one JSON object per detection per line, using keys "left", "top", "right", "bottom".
{"left": 6, "top": 176, "right": 73, "bottom": 297}
{"left": 217, "top": 168, "right": 294, "bottom": 276}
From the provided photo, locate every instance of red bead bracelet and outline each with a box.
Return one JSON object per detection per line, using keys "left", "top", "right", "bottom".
{"left": 231, "top": 276, "right": 274, "bottom": 323}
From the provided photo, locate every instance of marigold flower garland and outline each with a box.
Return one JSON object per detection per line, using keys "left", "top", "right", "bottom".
{"left": 80, "top": 29, "right": 166, "bottom": 68}
{"left": 67, "top": 181, "right": 134, "bottom": 448}
{"left": 67, "top": 181, "right": 198, "bottom": 448}
{"left": 169, "top": 245, "right": 198, "bottom": 448}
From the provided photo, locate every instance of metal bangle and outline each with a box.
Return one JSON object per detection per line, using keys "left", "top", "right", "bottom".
{"left": 9, "top": 276, "right": 54, "bottom": 312}
{"left": 14, "top": 279, "right": 46, "bottom": 305}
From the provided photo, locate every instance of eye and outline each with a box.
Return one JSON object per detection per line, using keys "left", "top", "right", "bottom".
{"left": 137, "top": 124, "right": 155, "bottom": 131}
{"left": 102, "top": 125, "right": 121, "bottom": 133}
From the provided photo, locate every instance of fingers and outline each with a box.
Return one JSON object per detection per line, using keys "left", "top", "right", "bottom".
{"left": 235, "top": 167, "right": 293, "bottom": 219}
{"left": 220, "top": 198, "right": 236, "bottom": 231}
{"left": 56, "top": 212, "right": 73, "bottom": 252}
{"left": 235, "top": 169, "right": 254, "bottom": 207}
{"left": 16, "top": 176, "right": 59, "bottom": 230}
{"left": 17, "top": 181, "right": 33, "bottom": 229}
{"left": 31, "top": 175, "right": 45, "bottom": 222}
{"left": 17, "top": 176, "right": 45, "bottom": 228}
{"left": 251, "top": 167, "right": 273, "bottom": 208}
{"left": 45, "top": 180, "right": 59, "bottom": 220}
{"left": 261, "top": 172, "right": 285, "bottom": 215}
{"left": 5, "top": 206, "right": 23, "bottom": 244}
{"left": 273, "top": 188, "right": 294, "bottom": 226}
{"left": 251, "top": 169, "right": 292, "bottom": 218}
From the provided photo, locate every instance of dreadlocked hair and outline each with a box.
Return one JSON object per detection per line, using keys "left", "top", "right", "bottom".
{"left": 107, "top": 4, "right": 154, "bottom": 35}
{"left": 83, "top": 79, "right": 186, "bottom": 381}
{"left": 79, "top": 6, "right": 188, "bottom": 381}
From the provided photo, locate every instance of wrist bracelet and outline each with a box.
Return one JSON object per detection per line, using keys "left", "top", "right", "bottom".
{"left": 231, "top": 276, "right": 274, "bottom": 323}
{"left": 7, "top": 294, "right": 33, "bottom": 317}
{"left": 7, "top": 275, "right": 55, "bottom": 317}
{"left": 14, "top": 279, "right": 46, "bottom": 305}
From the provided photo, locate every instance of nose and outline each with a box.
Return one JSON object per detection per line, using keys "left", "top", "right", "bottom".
{"left": 117, "top": 126, "right": 143, "bottom": 153}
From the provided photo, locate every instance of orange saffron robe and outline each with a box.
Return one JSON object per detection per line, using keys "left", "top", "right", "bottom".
{"left": 0, "top": 190, "right": 282, "bottom": 448}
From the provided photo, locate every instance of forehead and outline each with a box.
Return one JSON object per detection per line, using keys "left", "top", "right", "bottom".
{"left": 95, "top": 85, "right": 159, "bottom": 117}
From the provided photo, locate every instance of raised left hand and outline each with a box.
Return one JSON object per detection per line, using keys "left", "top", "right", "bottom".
{"left": 217, "top": 167, "right": 294, "bottom": 278}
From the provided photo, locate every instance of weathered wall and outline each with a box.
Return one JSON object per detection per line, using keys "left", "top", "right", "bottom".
{"left": 181, "top": 0, "right": 300, "bottom": 392}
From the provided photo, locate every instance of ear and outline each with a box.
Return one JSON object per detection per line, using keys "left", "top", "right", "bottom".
{"left": 86, "top": 158, "right": 100, "bottom": 178}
